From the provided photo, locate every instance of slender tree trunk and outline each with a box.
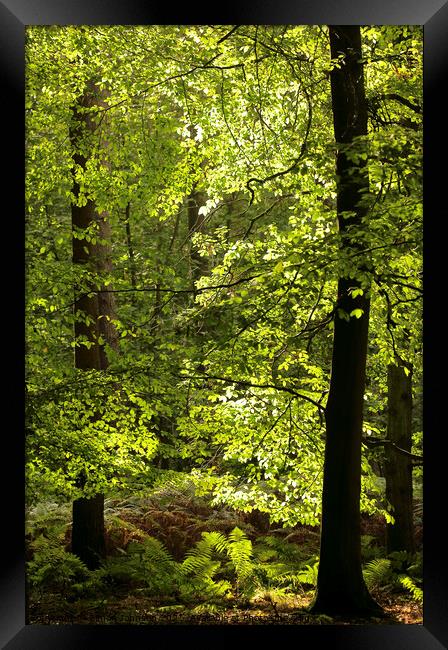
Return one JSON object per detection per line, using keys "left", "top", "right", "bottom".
{"left": 70, "top": 82, "right": 117, "bottom": 569}
{"left": 124, "top": 201, "right": 137, "bottom": 291}
{"left": 188, "top": 187, "right": 207, "bottom": 287}
{"left": 385, "top": 362, "right": 415, "bottom": 553}
{"left": 312, "top": 26, "right": 382, "bottom": 615}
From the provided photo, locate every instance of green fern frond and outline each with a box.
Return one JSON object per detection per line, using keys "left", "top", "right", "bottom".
{"left": 192, "top": 602, "right": 224, "bottom": 615}
{"left": 182, "top": 555, "right": 220, "bottom": 581}
{"left": 251, "top": 586, "right": 293, "bottom": 607}
{"left": 398, "top": 575, "right": 423, "bottom": 604}
{"left": 363, "top": 558, "right": 392, "bottom": 589}
{"left": 296, "top": 561, "right": 319, "bottom": 587}
{"left": 255, "top": 535, "right": 304, "bottom": 563}
{"left": 131, "top": 536, "right": 176, "bottom": 570}
{"left": 181, "top": 533, "right": 224, "bottom": 583}
{"left": 226, "top": 527, "right": 254, "bottom": 581}
{"left": 203, "top": 531, "right": 229, "bottom": 555}
{"left": 388, "top": 550, "right": 411, "bottom": 569}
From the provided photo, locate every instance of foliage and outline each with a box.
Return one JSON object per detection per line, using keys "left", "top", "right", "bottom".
{"left": 26, "top": 377, "right": 158, "bottom": 501}
{"left": 362, "top": 550, "right": 423, "bottom": 604}
{"left": 398, "top": 575, "right": 423, "bottom": 605}
{"left": 26, "top": 486, "right": 422, "bottom": 622}
{"left": 27, "top": 535, "right": 101, "bottom": 599}
{"left": 25, "top": 25, "right": 423, "bottom": 619}
{"left": 27, "top": 514, "right": 324, "bottom": 607}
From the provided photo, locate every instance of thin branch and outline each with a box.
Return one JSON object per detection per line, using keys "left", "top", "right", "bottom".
{"left": 251, "top": 400, "right": 292, "bottom": 457}
{"left": 48, "top": 272, "right": 263, "bottom": 317}
{"left": 178, "top": 372, "right": 326, "bottom": 412}
{"left": 242, "top": 195, "right": 293, "bottom": 239}
{"left": 380, "top": 93, "right": 422, "bottom": 114}
{"left": 362, "top": 436, "right": 423, "bottom": 462}
{"left": 245, "top": 87, "right": 312, "bottom": 205}
{"left": 216, "top": 25, "right": 240, "bottom": 45}
{"left": 220, "top": 71, "right": 253, "bottom": 167}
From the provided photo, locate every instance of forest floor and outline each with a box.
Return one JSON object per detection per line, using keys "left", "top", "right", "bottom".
{"left": 28, "top": 592, "right": 422, "bottom": 626}
{"left": 26, "top": 485, "right": 423, "bottom": 626}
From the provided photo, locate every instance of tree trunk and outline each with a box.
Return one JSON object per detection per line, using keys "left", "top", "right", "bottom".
{"left": 385, "top": 362, "right": 415, "bottom": 554}
{"left": 70, "top": 82, "right": 117, "bottom": 569}
{"left": 188, "top": 187, "right": 207, "bottom": 286}
{"left": 311, "top": 26, "right": 382, "bottom": 615}
{"left": 124, "top": 201, "right": 137, "bottom": 291}
{"left": 71, "top": 495, "right": 105, "bottom": 570}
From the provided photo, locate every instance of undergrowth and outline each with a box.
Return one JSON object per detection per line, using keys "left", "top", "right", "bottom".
{"left": 26, "top": 486, "right": 423, "bottom": 620}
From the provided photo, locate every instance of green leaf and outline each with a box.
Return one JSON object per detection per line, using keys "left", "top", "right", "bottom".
{"left": 337, "top": 308, "right": 350, "bottom": 322}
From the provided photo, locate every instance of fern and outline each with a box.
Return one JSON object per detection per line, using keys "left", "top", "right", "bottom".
{"left": 182, "top": 533, "right": 224, "bottom": 578}
{"left": 26, "top": 501, "right": 71, "bottom": 543}
{"left": 254, "top": 535, "right": 304, "bottom": 563}
{"left": 251, "top": 536, "right": 318, "bottom": 594}
{"left": 295, "top": 560, "right": 319, "bottom": 587}
{"left": 362, "top": 551, "right": 423, "bottom": 605}
{"left": 363, "top": 558, "right": 393, "bottom": 591}
{"left": 388, "top": 550, "right": 411, "bottom": 569}
{"left": 180, "top": 532, "right": 231, "bottom": 600}
{"left": 179, "top": 527, "right": 259, "bottom": 600}
{"left": 398, "top": 575, "right": 423, "bottom": 605}
{"left": 27, "top": 537, "right": 90, "bottom": 597}
{"left": 360, "top": 535, "right": 382, "bottom": 561}
{"left": 131, "top": 536, "right": 177, "bottom": 571}
{"left": 203, "top": 531, "right": 229, "bottom": 555}
{"left": 226, "top": 527, "right": 254, "bottom": 583}
{"left": 251, "top": 586, "right": 294, "bottom": 608}
{"left": 191, "top": 602, "right": 224, "bottom": 615}
{"left": 124, "top": 537, "right": 183, "bottom": 595}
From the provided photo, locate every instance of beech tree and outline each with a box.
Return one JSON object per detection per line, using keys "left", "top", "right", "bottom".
{"left": 311, "top": 25, "right": 382, "bottom": 615}
{"left": 385, "top": 361, "right": 415, "bottom": 554}
{"left": 69, "top": 82, "right": 119, "bottom": 568}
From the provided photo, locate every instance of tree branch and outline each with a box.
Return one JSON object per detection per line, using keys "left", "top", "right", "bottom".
{"left": 362, "top": 436, "right": 423, "bottom": 463}
{"left": 216, "top": 25, "right": 240, "bottom": 45}
{"left": 178, "top": 372, "right": 326, "bottom": 412}
{"left": 381, "top": 93, "right": 422, "bottom": 114}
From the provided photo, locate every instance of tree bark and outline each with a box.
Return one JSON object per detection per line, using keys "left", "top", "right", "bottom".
{"left": 311, "top": 26, "right": 382, "bottom": 615}
{"left": 385, "top": 362, "right": 415, "bottom": 553}
{"left": 124, "top": 201, "right": 137, "bottom": 291}
{"left": 188, "top": 187, "right": 207, "bottom": 286}
{"left": 70, "top": 82, "right": 118, "bottom": 569}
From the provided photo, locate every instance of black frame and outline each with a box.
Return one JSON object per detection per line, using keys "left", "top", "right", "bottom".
{"left": 2, "top": 0, "right": 447, "bottom": 647}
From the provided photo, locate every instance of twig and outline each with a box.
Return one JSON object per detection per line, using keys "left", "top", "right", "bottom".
{"left": 178, "top": 372, "right": 326, "bottom": 412}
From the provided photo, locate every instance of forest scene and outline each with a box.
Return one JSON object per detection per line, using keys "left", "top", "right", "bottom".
{"left": 25, "top": 24, "right": 423, "bottom": 625}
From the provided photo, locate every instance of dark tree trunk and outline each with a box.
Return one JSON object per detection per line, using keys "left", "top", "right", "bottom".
{"left": 124, "top": 201, "right": 137, "bottom": 291}
{"left": 70, "top": 83, "right": 117, "bottom": 569}
{"left": 187, "top": 186, "right": 210, "bottom": 358}
{"left": 188, "top": 188, "right": 207, "bottom": 286}
{"left": 385, "top": 362, "right": 415, "bottom": 554}
{"left": 312, "top": 26, "right": 382, "bottom": 615}
{"left": 71, "top": 495, "right": 105, "bottom": 570}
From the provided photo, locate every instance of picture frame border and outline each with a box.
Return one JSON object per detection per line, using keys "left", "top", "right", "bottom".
{"left": 2, "top": 0, "right": 446, "bottom": 647}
